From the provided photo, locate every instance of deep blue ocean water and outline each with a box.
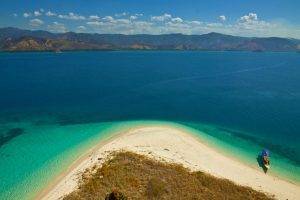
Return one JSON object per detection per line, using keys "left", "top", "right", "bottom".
{"left": 0, "top": 51, "right": 299, "bottom": 199}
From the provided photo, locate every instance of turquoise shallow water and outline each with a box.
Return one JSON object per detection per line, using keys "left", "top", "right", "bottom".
{"left": 0, "top": 120, "right": 145, "bottom": 200}
{"left": 0, "top": 51, "right": 299, "bottom": 199}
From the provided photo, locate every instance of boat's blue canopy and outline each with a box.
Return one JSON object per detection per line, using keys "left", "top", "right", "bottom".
{"left": 261, "top": 149, "right": 270, "bottom": 156}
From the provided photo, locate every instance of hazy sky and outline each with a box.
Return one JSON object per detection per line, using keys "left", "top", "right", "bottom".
{"left": 1, "top": 0, "right": 299, "bottom": 38}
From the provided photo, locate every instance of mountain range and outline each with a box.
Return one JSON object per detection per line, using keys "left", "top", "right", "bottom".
{"left": 1, "top": 27, "right": 300, "bottom": 52}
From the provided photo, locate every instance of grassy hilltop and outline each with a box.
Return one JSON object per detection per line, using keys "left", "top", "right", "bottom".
{"left": 64, "top": 151, "right": 273, "bottom": 200}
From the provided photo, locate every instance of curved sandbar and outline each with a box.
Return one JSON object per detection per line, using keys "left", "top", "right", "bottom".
{"left": 39, "top": 126, "right": 300, "bottom": 200}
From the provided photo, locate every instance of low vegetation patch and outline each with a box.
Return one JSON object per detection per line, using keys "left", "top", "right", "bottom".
{"left": 64, "top": 151, "right": 273, "bottom": 200}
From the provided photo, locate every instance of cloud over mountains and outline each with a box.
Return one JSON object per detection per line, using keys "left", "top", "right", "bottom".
{"left": 12, "top": 9, "right": 300, "bottom": 38}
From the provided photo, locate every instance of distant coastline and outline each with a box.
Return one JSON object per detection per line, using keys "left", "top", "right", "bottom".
{"left": 1, "top": 27, "right": 300, "bottom": 52}
{"left": 1, "top": 49, "right": 300, "bottom": 54}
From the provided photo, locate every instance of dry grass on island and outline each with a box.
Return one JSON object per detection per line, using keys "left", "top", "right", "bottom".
{"left": 64, "top": 151, "right": 273, "bottom": 200}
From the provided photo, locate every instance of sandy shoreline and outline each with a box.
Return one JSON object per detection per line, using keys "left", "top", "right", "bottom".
{"left": 38, "top": 125, "right": 300, "bottom": 200}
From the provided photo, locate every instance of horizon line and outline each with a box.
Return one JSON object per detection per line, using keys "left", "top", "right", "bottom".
{"left": 1, "top": 26, "right": 299, "bottom": 40}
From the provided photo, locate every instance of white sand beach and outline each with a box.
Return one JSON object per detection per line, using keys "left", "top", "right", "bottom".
{"left": 38, "top": 126, "right": 300, "bottom": 200}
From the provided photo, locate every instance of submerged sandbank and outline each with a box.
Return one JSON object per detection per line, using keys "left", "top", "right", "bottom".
{"left": 39, "top": 125, "right": 300, "bottom": 200}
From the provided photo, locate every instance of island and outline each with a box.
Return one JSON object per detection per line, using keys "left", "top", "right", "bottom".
{"left": 1, "top": 27, "right": 300, "bottom": 52}
{"left": 38, "top": 126, "right": 300, "bottom": 200}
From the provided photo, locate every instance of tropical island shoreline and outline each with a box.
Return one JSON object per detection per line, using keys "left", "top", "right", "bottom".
{"left": 37, "top": 125, "right": 300, "bottom": 200}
